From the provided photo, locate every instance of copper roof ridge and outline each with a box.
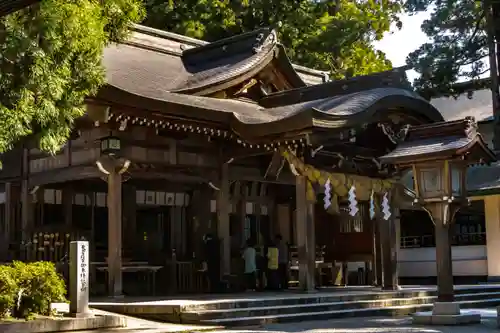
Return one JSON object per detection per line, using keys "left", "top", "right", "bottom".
{"left": 123, "top": 39, "right": 182, "bottom": 57}
{"left": 131, "top": 24, "right": 207, "bottom": 47}
{"left": 264, "top": 67, "right": 410, "bottom": 99}
{"left": 182, "top": 28, "right": 275, "bottom": 57}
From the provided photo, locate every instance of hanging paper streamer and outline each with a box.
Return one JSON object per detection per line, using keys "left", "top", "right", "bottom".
{"left": 382, "top": 192, "right": 391, "bottom": 220}
{"left": 348, "top": 185, "right": 359, "bottom": 217}
{"left": 369, "top": 190, "right": 375, "bottom": 220}
{"left": 324, "top": 178, "right": 332, "bottom": 210}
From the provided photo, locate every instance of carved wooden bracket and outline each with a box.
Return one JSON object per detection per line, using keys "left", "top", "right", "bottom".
{"left": 95, "top": 156, "right": 131, "bottom": 175}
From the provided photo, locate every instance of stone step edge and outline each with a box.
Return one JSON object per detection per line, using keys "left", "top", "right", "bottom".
{"left": 180, "top": 287, "right": 500, "bottom": 311}
{"left": 182, "top": 291, "right": 500, "bottom": 315}
{"left": 202, "top": 297, "right": 500, "bottom": 324}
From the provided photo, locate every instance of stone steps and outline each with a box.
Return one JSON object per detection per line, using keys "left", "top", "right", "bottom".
{"left": 178, "top": 287, "right": 500, "bottom": 327}
{"left": 201, "top": 297, "right": 500, "bottom": 326}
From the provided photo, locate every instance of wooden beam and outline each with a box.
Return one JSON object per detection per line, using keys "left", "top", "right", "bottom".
{"left": 28, "top": 165, "right": 100, "bottom": 187}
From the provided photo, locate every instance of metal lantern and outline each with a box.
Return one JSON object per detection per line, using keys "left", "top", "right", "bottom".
{"left": 100, "top": 136, "right": 121, "bottom": 156}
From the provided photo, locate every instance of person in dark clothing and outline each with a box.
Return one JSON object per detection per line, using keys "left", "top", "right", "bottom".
{"left": 276, "top": 234, "right": 289, "bottom": 290}
{"left": 203, "top": 233, "right": 221, "bottom": 293}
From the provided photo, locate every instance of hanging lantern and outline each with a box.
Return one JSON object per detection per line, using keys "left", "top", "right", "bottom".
{"left": 100, "top": 135, "right": 121, "bottom": 156}
{"left": 382, "top": 192, "right": 391, "bottom": 221}
{"left": 348, "top": 185, "right": 358, "bottom": 217}
{"left": 323, "top": 178, "right": 332, "bottom": 210}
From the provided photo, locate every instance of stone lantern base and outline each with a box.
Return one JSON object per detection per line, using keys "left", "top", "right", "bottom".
{"left": 412, "top": 302, "right": 481, "bottom": 325}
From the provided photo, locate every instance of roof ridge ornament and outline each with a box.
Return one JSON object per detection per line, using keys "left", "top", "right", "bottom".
{"left": 464, "top": 116, "right": 479, "bottom": 139}
{"left": 252, "top": 29, "right": 277, "bottom": 54}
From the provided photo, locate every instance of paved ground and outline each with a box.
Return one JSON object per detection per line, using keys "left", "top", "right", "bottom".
{"left": 195, "top": 309, "right": 500, "bottom": 333}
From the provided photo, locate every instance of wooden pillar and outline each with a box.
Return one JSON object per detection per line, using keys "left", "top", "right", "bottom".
{"left": 380, "top": 193, "right": 399, "bottom": 290}
{"left": 372, "top": 219, "right": 382, "bottom": 286}
{"left": 2, "top": 183, "right": 12, "bottom": 260}
{"left": 277, "top": 204, "right": 291, "bottom": 245}
{"left": 295, "top": 175, "right": 315, "bottom": 291}
{"left": 21, "top": 147, "right": 32, "bottom": 241}
{"left": 428, "top": 204, "right": 455, "bottom": 302}
{"left": 235, "top": 181, "right": 247, "bottom": 248}
{"left": 107, "top": 170, "right": 123, "bottom": 297}
{"left": 216, "top": 162, "right": 230, "bottom": 277}
{"left": 192, "top": 187, "right": 211, "bottom": 256}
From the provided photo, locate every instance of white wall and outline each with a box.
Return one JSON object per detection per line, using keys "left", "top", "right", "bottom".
{"left": 398, "top": 245, "right": 487, "bottom": 277}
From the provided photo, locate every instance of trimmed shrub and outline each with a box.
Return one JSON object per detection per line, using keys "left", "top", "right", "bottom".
{"left": 0, "top": 265, "right": 16, "bottom": 317}
{"left": 0, "top": 261, "right": 66, "bottom": 319}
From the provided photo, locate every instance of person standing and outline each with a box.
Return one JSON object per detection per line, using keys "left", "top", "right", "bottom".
{"left": 242, "top": 240, "right": 257, "bottom": 291}
{"left": 203, "top": 233, "right": 221, "bottom": 293}
{"left": 275, "top": 234, "right": 289, "bottom": 290}
{"left": 266, "top": 240, "right": 279, "bottom": 290}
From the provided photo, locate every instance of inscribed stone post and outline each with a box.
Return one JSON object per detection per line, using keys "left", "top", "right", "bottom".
{"left": 69, "top": 241, "right": 92, "bottom": 317}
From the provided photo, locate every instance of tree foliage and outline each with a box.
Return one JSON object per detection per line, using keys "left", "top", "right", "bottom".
{"left": 144, "top": 0, "right": 403, "bottom": 79}
{"left": 404, "top": 0, "right": 489, "bottom": 98}
{"left": 0, "top": 0, "right": 144, "bottom": 154}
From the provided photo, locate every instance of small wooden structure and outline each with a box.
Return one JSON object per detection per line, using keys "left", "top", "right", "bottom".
{"left": 0, "top": 25, "right": 444, "bottom": 295}
{"left": 380, "top": 117, "right": 495, "bottom": 304}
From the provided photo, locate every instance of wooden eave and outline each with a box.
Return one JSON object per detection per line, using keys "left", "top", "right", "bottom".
{"left": 91, "top": 83, "right": 446, "bottom": 148}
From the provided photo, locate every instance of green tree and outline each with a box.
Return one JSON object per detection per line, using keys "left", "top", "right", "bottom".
{"left": 144, "top": 0, "right": 402, "bottom": 79}
{"left": 404, "top": 0, "right": 489, "bottom": 98}
{"left": 0, "top": 0, "right": 144, "bottom": 154}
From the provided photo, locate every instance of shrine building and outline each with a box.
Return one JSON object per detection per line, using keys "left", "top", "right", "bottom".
{"left": 0, "top": 24, "right": 456, "bottom": 295}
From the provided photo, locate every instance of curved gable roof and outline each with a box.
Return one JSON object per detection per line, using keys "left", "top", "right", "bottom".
{"left": 103, "top": 25, "right": 328, "bottom": 96}
{"left": 103, "top": 25, "right": 310, "bottom": 98}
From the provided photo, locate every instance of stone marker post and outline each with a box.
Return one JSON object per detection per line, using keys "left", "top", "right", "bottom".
{"left": 69, "top": 241, "right": 92, "bottom": 317}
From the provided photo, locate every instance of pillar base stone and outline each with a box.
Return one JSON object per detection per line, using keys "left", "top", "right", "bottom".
{"left": 488, "top": 276, "right": 500, "bottom": 283}
{"left": 70, "top": 311, "right": 95, "bottom": 319}
{"left": 412, "top": 302, "right": 481, "bottom": 325}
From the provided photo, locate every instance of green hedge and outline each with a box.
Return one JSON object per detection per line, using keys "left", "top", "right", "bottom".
{"left": 0, "top": 261, "right": 66, "bottom": 319}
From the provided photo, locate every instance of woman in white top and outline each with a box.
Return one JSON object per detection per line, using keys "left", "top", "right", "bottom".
{"left": 242, "top": 239, "right": 257, "bottom": 291}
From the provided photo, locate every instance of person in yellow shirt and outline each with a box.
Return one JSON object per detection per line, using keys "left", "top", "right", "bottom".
{"left": 267, "top": 241, "right": 279, "bottom": 290}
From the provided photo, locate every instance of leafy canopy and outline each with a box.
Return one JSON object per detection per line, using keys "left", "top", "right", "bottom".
{"left": 404, "top": 0, "right": 488, "bottom": 98}
{"left": 0, "top": 0, "right": 144, "bottom": 154}
{"left": 144, "top": 0, "right": 403, "bottom": 79}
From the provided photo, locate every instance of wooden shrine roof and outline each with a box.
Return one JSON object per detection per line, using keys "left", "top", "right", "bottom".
{"left": 379, "top": 117, "right": 495, "bottom": 165}
{"left": 96, "top": 24, "right": 444, "bottom": 144}
{"left": 105, "top": 26, "right": 307, "bottom": 97}
{"left": 0, "top": 0, "right": 39, "bottom": 16}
